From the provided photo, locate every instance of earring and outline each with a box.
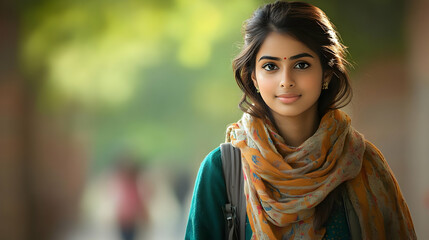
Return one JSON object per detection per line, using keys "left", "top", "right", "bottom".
{"left": 322, "top": 82, "right": 329, "bottom": 90}
{"left": 256, "top": 87, "right": 260, "bottom": 93}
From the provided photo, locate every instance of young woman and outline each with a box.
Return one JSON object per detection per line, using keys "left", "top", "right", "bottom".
{"left": 185, "top": 1, "right": 416, "bottom": 239}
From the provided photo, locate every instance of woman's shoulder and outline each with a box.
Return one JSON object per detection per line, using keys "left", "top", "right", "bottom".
{"left": 362, "top": 140, "right": 391, "bottom": 171}
{"left": 198, "top": 146, "right": 222, "bottom": 174}
{"left": 194, "top": 146, "right": 225, "bottom": 189}
{"left": 361, "top": 140, "right": 398, "bottom": 178}
{"left": 363, "top": 140, "right": 384, "bottom": 159}
{"left": 204, "top": 146, "right": 222, "bottom": 164}
{"left": 350, "top": 141, "right": 416, "bottom": 238}
{"left": 360, "top": 140, "right": 405, "bottom": 198}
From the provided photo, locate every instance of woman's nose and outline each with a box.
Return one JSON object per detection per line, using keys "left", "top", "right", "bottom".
{"left": 280, "top": 70, "right": 295, "bottom": 88}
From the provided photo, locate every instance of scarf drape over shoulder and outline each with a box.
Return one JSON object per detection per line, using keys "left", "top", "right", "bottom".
{"left": 226, "top": 109, "right": 416, "bottom": 240}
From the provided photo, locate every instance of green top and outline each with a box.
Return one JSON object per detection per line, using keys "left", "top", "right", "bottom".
{"left": 185, "top": 147, "right": 350, "bottom": 240}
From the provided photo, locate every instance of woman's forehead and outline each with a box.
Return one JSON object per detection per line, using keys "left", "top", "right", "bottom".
{"left": 256, "top": 32, "right": 317, "bottom": 60}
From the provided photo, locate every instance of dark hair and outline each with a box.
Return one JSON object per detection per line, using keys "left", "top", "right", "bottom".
{"left": 232, "top": 1, "right": 352, "bottom": 120}
{"left": 232, "top": 1, "right": 352, "bottom": 229}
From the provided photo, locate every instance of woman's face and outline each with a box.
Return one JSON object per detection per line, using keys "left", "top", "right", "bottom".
{"left": 253, "top": 32, "right": 330, "bottom": 120}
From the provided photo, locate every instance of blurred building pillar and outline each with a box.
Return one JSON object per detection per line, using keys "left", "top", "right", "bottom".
{"left": 1, "top": 1, "right": 89, "bottom": 239}
{"left": 0, "top": 1, "right": 28, "bottom": 239}
{"left": 407, "top": 0, "right": 429, "bottom": 238}
{"left": 30, "top": 108, "right": 89, "bottom": 240}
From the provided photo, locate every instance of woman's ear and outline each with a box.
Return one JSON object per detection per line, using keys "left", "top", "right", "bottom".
{"left": 323, "top": 70, "right": 333, "bottom": 84}
{"left": 251, "top": 71, "right": 259, "bottom": 89}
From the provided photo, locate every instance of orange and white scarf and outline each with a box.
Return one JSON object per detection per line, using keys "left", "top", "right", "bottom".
{"left": 226, "top": 110, "right": 415, "bottom": 239}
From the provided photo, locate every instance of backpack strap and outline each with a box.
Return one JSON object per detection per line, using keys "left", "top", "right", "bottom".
{"left": 221, "top": 143, "right": 246, "bottom": 240}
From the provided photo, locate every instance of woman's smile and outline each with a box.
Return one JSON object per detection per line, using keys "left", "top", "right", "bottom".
{"left": 276, "top": 93, "right": 302, "bottom": 104}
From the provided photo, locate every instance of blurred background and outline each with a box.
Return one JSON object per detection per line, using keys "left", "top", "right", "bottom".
{"left": 1, "top": 0, "right": 428, "bottom": 239}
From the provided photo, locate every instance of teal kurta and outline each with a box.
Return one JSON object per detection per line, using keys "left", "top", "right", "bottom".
{"left": 185, "top": 147, "right": 350, "bottom": 240}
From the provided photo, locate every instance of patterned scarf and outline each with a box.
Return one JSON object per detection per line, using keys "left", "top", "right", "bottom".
{"left": 226, "top": 109, "right": 415, "bottom": 239}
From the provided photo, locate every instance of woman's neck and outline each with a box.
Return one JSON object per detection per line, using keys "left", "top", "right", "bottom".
{"left": 271, "top": 105, "right": 320, "bottom": 147}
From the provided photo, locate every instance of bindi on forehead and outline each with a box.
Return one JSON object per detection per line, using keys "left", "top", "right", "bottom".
{"left": 284, "top": 57, "right": 287, "bottom": 60}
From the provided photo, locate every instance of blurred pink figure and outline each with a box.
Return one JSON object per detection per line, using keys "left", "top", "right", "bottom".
{"left": 114, "top": 159, "right": 148, "bottom": 240}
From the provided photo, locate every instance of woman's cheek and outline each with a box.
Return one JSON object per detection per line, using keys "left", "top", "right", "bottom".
{"left": 258, "top": 74, "right": 277, "bottom": 89}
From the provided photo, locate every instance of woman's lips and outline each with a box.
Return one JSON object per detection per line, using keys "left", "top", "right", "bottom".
{"left": 276, "top": 93, "right": 301, "bottom": 104}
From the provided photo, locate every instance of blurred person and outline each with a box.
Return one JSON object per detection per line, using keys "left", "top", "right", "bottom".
{"left": 185, "top": 1, "right": 416, "bottom": 239}
{"left": 172, "top": 170, "right": 192, "bottom": 212}
{"left": 172, "top": 169, "right": 192, "bottom": 236}
{"left": 113, "top": 154, "right": 149, "bottom": 240}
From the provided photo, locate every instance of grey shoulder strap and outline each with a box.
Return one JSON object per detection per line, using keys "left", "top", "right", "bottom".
{"left": 220, "top": 143, "right": 246, "bottom": 240}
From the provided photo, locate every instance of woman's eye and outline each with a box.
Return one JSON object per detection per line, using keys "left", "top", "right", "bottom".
{"left": 262, "top": 63, "right": 278, "bottom": 71}
{"left": 294, "top": 62, "right": 310, "bottom": 69}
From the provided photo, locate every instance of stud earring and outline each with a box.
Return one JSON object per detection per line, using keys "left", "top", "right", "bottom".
{"left": 256, "top": 88, "right": 260, "bottom": 93}
{"left": 322, "top": 82, "right": 329, "bottom": 90}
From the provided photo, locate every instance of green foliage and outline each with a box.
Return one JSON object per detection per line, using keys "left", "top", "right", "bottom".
{"left": 19, "top": 0, "right": 405, "bottom": 171}
{"left": 20, "top": 0, "right": 257, "bottom": 170}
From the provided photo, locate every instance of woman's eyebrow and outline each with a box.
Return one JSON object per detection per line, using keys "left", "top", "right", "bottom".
{"left": 289, "top": 52, "right": 314, "bottom": 60}
{"left": 258, "top": 53, "right": 314, "bottom": 62}
{"left": 258, "top": 56, "right": 281, "bottom": 62}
